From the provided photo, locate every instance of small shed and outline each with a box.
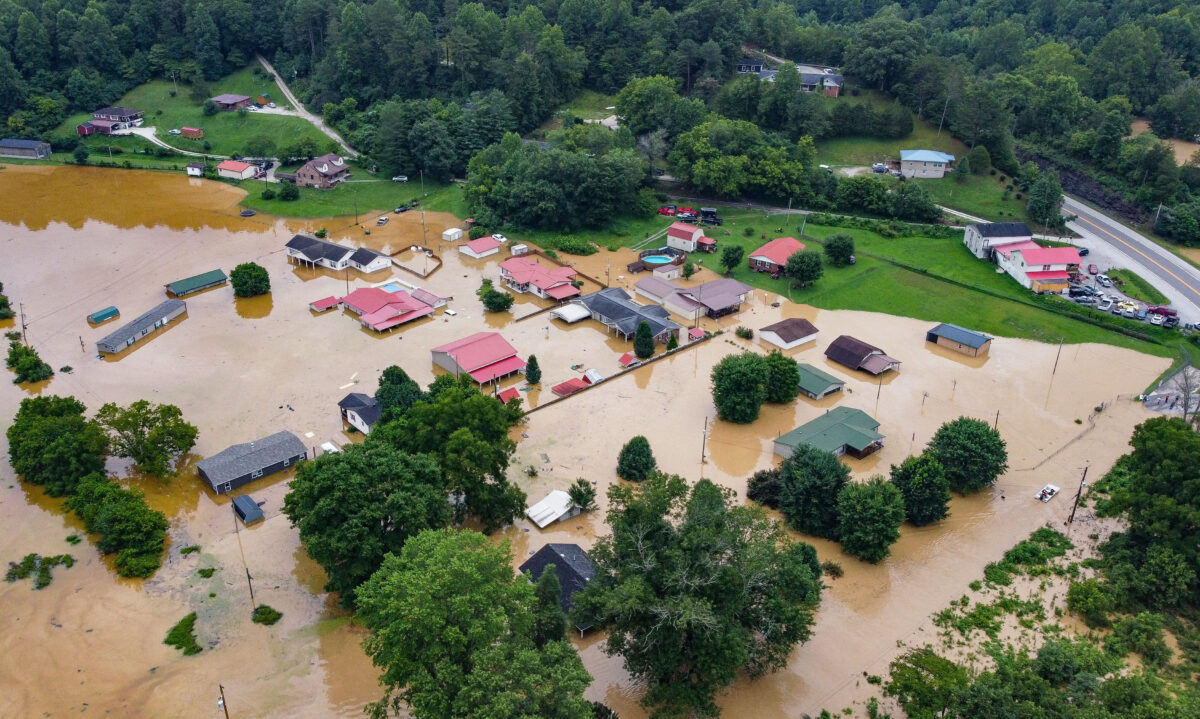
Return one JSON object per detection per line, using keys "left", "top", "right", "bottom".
{"left": 217, "top": 160, "right": 256, "bottom": 180}
{"left": 518, "top": 543, "right": 597, "bottom": 634}
{"left": 760, "top": 318, "right": 819, "bottom": 350}
{"left": 166, "top": 269, "right": 227, "bottom": 297}
{"left": 87, "top": 306, "right": 120, "bottom": 324}
{"left": 925, "top": 323, "right": 992, "bottom": 357}
{"left": 526, "top": 489, "right": 579, "bottom": 528}
{"left": 618, "top": 352, "right": 639, "bottom": 367}
{"left": 497, "top": 387, "right": 521, "bottom": 404}
{"left": 551, "top": 378, "right": 589, "bottom": 396}
{"left": 442, "top": 227, "right": 464, "bottom": 242}
{"left": 310, "top": 296, "right": 340, "bottom": 312}
{"left": 825, "top": 335, "right": 900, "bottom": 375}
{"left": 185, "top": 162, "right": 205, "bottom": 177}
{"left": 796, "top": 363, "right": 845, "bottom": 399}
{"left": 181, "top": 126, "right": 204, "bottom": 139}
{"left": 458, "top": 236, "right": 499, "bottom": 259}
{"left": 653, "top": 263, "right": 682, "bottom": 281}
{"left": 510, "top": 243, "right": 529, "bottom": 256}
{"left": 232, "top": 495, "right": 264, "bottom": 524}
{"left": 196, "top": 430, "right": 307, "bottom": 494}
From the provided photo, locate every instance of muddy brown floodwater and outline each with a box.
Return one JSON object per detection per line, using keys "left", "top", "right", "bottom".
{"left": 0, "top": 165, "right": 1171, "bottom": 718}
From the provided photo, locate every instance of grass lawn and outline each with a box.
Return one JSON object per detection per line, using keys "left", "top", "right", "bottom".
{"left": 815, "top": 96, "right": 969, "bottom": 168}
{"left": 1108, "top": 269, "right": 1170, "bottom": 305}
{"left": 56, "top": 68, "right": 332, "bottom": 158}
{"left": 916, "top": 174, "right": 1030, "bottom": 224}
{"left": 239, "top": 176, "right": 461, "bottom": 218}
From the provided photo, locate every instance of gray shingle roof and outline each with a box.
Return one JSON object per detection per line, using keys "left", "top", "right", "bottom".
{"left": 761, "top": 318, "right": 818, "bottom": 343}
{"left": 972, "top": 222, "right": 1032, "bottom": 238}
{"left": 286, "top": 234, "right": 354, "bottom": 263}
{"left": 350, "top": 247, "right": 385, "bottom": 266}
{"left": 338, "top": 392, "right": 381, "bottom": 427}
{"left": 927, "top": 323, "right": 992, "bottom": 349}
{"left": 518, "top": 543, "right": 596, "bottom": 615}
{"left": 825, "top": 335, "right": 881, "bottom": 368}
{"left": 196, "top": 431, "right": 306, "bottom": 489}
{"left": 576, "top": 288, "right": 680, "bottom": 337}
{"left": 0, "top": 138, "right": 49, "bottom": 150}
{"left": 96, "top": 299, "right": 186, "bottom": 353}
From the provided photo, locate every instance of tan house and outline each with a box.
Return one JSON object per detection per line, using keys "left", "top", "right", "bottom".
{"left": 295, "top": 153, "right": 350, "bottom": 189}
{"left": 925, "top": 323, "right": 992, "bottom": 357}
{"left": 900, "top": 149, "right": 955, "bottom": 178}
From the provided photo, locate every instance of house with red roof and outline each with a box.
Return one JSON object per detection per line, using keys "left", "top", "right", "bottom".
{"left": 216, "top": 160, "right": 256, "bottom": 180}
{"left": 749, "top": 237, "right": 805, "bottom": 274}
{"left": 665, "top": 222, "right": 715, "bottom": 253}
{"left": 432, "top": 332, "right": 526, "bottom": 384}
{"left": 995, "top": 243, "right": 1081, "bottom": 294}
{"left": 340, "top": 287, "right": 434, "bottom": 331}
{"left": 459, "top": 236, "right": 501, "bottom": 259}
{"left": 499, "top": 257, "right": 580, "bottom": 300}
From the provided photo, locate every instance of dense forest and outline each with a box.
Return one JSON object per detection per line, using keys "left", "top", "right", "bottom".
{"left": 6, "top": 0, "right": 1200, "bottom": 235}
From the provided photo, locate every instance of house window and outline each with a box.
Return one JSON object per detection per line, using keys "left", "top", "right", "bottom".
{"left": 283, "top": 457, "right": 290, "bottom": 467}
{"left": 1043, "top": 265, "right": 1050, "bottom": 271}
{"left": 223, "top": 482, "right": 231, "bottom": 492}
{"left": 251, "top": 468, "right": 263, "bottom": 478}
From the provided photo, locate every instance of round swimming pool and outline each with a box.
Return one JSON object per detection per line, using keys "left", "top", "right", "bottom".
{"left": 643, "top": 255, "right": 673, "bottom": 264}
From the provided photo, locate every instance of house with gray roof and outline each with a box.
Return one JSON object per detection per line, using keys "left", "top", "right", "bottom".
{"left": 196, "top": 430, "right": 307, "bottom": 494}
{"left": 284, "top": 234, "right": 390, "bottom": 273}
{"left": 664, "top": 277, "right": 751, "bottom": 321}
{"left": 338, "top": 392, "right": 381, "bottom": 434}
{"left": 0, "top": 138, "right": 51, "bottom": 159}
{"left": 963, "top": 222, "right": 1033, "bottom": 259}
{"left": 573, "top": 287, "right": 680, "bottom": 342}
{"left": 926, "top": 323, "right": 992, "bottom": 357}
{"left": 519, "top": 543, "right": 597, "bottom": 633}
{"left": 96, "top": 299, "right": 187, "bottom": 354}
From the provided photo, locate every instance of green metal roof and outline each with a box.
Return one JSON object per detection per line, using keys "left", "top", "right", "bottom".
{"left": 796, "top": 362, "right": 844, "bottom": 396}
{"left": 166, "top": 269, "right": 227, "bottom": 296}
{"left": 776, "top": 407, "right": 882, "bottom": 455}
{"left": 87, "top": 306, "right": 119, "bottom": 323}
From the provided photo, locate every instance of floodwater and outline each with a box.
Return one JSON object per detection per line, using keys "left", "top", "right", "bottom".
{"left": 0, "top": 165, "right": 1171, "bottom": 718}
{"left": 1131, "top": 118, "right": 1200, "bottom": 165}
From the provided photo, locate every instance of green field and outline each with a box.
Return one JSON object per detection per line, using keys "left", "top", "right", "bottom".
{"left": 916, "top": 174, "right": 1031, "bottom": 224}
{"left": 56, "top": 67, "right": 333, "bottom": 158}
{"left": 814, "top": 92, "right": 969, "bottom": 168}
{"left": 239, "top": 177, "right": 463, "bottom": 218}
{"left": 1108, "top": 268, "right": 1170, "bottom": 305}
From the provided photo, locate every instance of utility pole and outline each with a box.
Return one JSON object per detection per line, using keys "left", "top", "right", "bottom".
{"left": 19, "top": 302, "right": 28, "bottom": 345}
{"left": 1051, "top": 337, "right": 1064, "bottom": 376}
{"left": 218, "top": 685, "right": 230, "bottom": 719}
{"left": 993, "top": 409, "right": 1000, "bottom": 430}
{"left": 874, "top": 374, "right": 882, "bottom": 415}
{"left": 700, "top": 416, "right": 708, "bottom": 465}
{"left": 1154, "top": 203, "right": 1165, "bottom": 227}
{"left": 1067, "top": 466, "right": 1089, "bottom": 526}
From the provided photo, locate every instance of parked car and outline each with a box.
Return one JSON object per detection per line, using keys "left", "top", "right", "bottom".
{"left": 1137, "top": 308, "right": 1148, "bottom": 321}
{"left": 702, "top": 216, "right": 724, "bottom": 226}
{"left": 492, "top": 233, "right": 508, "bottom": 243}
{"left": 267, "top": 102, "right": 277, "bottom": 108}
{"left": 376, "top": 216, "right": 389, "bottom": 226}
{"left": 392, "top": 175, "right": 408, "bottom": 182}
{"left": 394, "top": 206, "right": 409, "bottom": 214}
{"left": 1097, "top": 274, "right": 1112, "bottom": 287}
{"left": 1123, "top": 306, "right": 1138, "bottom": 319}
{"left": 1165, "top": 316, "right": 1180, "bottom": 328}
{"left": 1150, "top": 312, "right": 1165, "bottom": 326}
{"left": 1078, "top": 247, "right": 1090, "bottom": 256}
{"left": 167, "top": 128, "right": 181, "bottom": 135}
{"left": 658, "top": 205, "right": 677, "bottom": 216}
{"left": 872, "top": 163, "right": 887, "bottom": 173}
{"left": 1097, "top": 298, "right": 1114, "bottom": 312}
{"left": 1149, "top": 305, "right": 1178, "bottom": 317}
{"left": 1074, "top": 296, "right": 1097, "bottom": 305}
{"left": 1087, "top": 264, "right": 1099, "bottom": 275}
{"left": 247, "top": 105, "right": 258, "bottom": 111}
{"left": 677, "top": 212, "right": 697, "bottom": 222}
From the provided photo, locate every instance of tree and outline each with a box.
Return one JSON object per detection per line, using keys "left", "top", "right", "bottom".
{"left": 279, "top": 182, "right": 299, "bottom": 200}
{"left": 68, "top": 473, "right": 168, "bottom": 577}
{"left": 282, "top": 444, "right": 450, "bottom": 607}
{"left": 525, "top": 354, "right": 541, "bottom": 384}
{"left": 889, "top": 182, "right": 941, "bottom": 222}
{"left": 927, "top": 417, "right": 1008, "bottom": 494}
{"left": 889, "top": 454, "right": 951, "bottom": 526}
{"left": 747, "top": 467, "right": 782, "bottom": 508}
{"left": 837, "top": 175, "right": 889, "bottom": 214}
{"left": 666, "top": 333, "right": 679, "bottom": 350}
{"left": 73, "top": 146, "right": 89, "bottom": 164}
{"left": 633, "top": 320, "right": 655, "bottom": 359}
{"left": 823, "top": 234, "right": 855, "bottom": 267}
{"left": 763, "top": 350, "right": 800, "bottom": 404}
{"left": 844, "top": 14, "right": 926, "bottom": 92}
{"left": 478, "top": 279, "right": 514, "bottom": 312}
{"left": 567, "top": 478, "right": 597, "bottom": 512}
{"left": 837, "top": 477, "right": 906, "bottom": 563}
{"left": 616, "top": 435, "right": 656, "bottom": 481}
{"left": 1027, "top": 171, "right": 1065, "bottom": 228}
{"left": 6, "top": 395, "right": 107, "bottom": 497}
{"left": 784, "top": 250, "right": 823, "bottom": 288}
{"left": 884, "top": 648, "right": 972, "bottom": 718}
{"left": 6, "top": 341, "right": 53, "bottom": 383}
{"left": 357, "top": 528, "right": 592, "bottom": 719}
{"left": 532, "top": 564, "right": 567, "bottom": 648}
{"left": 95, "top": 400, "right": 198, "bottom": 479}
{"left": 720, "top": 245, "right": 745, "bottom": 274}
{"left": 230, "top": 262, "right": 270, "bottom": 297}
{"left": 710, "top": 351, "right": 766, "bottom": 423}
{"left": 241, "top": 135, "right": 276, "bottom": 159}
{"left": 572, "top": 475, "right": 821, "bottom": 719}
{"left": 375, "top": 366, "right": 424, "bottom": 420}
{"left": 681, "top": 261, "right": 696, "bottom": 279}
{"left": 952, "top": 155, "right": 972, "bottom": 182}
{"left": 968, "top": 145, "right": 992, "bottom": 174}
{"left": 778, "top": 445, "right": 850, "bottom": 539}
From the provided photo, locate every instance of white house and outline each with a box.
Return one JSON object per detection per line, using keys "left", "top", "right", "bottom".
{"left": 459, "top": 236, "right": 500, "bottom": 259}
{"left": 526, "top": 489, "right": 580, "bottom": 528}
{"left": 964, "top": 222, "right": 1034, "bottom": 259}
{"left": 653, "top": 263, "right": 681, "bottom": 281}
{"left": 665, "top": 222, "right": 706, "bottom": 252}
{"left": 216, "top": 159, "right": 256, "bottom": 180}
{"left": 634, "top": 275, "right": 682, "bottom": 304}
{"left": 284, "top": 234, "right": 391, "bottom": 273}
{"left": 899, "top": 149, "right": 955, "bottom": 178}
{"left": 185, "top": 162, "right": 204, "bottom": 177}
{"left": 442, "top": 227, "right": 464, "bottom": 242}
{"left": 338, "top": 393, "right": 380, "bottom": 434}
{"left": 499, "top": 256, "right": 579, "bottom": 300}
{"left": 760, "top": 318, "right": 819, "bottom": 349}
{"left": 996, "top": 244, "right": 1080, "bottom": 293}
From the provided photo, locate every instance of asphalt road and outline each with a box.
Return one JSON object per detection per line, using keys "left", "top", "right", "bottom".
{"left": 1063, "top": 197, "right": 1200, "bottom": 322}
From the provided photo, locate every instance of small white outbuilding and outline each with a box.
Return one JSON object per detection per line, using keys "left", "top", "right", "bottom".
{"left": 526, "top": 489, "right": 580, "bottom": 528}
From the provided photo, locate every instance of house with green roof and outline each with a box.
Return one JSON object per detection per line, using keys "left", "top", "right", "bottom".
{"left": 796, "top": 362, "right": 845, "bottom": 399}
{"left": 774, "top": 407, "right": 884, "bottom": 459}
{"left": 165, "top": 269, "right": 227, "bottom": 297}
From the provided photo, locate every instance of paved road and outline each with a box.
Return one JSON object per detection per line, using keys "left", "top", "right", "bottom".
{"left": 255, "top": 54, "right": 358, "bottom": 157}
{"left": 1063, "top": 197, "right": 1200, "bottom": 322}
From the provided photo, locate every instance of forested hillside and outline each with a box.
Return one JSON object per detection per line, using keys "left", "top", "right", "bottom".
{"left": 6, "top": 0, "right": 1200, "bottom": 236}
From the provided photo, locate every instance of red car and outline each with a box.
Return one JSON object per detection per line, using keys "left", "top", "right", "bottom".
{"left": 1087, "top": 264, "right": 1099, "bottom": 275}
{"left": 658, "top": 205, "right": 677, "bottom": 216}
{"left": 678, "top": 206, "right": 695, "bottom": 214}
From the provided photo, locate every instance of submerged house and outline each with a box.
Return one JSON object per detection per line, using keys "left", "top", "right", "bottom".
{"left": 95, "top": 299, "right": 187, "bottom": 355}
{"left": 165, "top": 269, "right": 227, "bottom": 297}
{"left": 925, "top": 323, "right": 993, "bottom": 357}
{"left": 824, "top": 335, "right": 900, "bottom": 375}
{"left": 526, "top": 489, "right": 579, "bottom": 528}
{"left": 338, "top": 392, "right": 381, "bottom": 434}
{"left": 760, "top": 318, "right": 819, "bottom": 349}
{"left": 518, "top": 543, "right": 597, "bottom": 634}
{"left": 196, "top": 430, "right": 307, "bottom": 494}
{"left": 499, "top": 256, "right": 579, "bottom": 300}
{"left": 796, "top": 363, "right": 845, "bottom": 399}
{"left": 775, "top": 407, "right": 884, "bottom": 459}
{"left": 340, "top": 287, "right": 434, "bottom": 331}
{"left": 573, "top": 287, "right": 681, "bottom": 342}
{"left": 284, "top": 234, "right": 391, "bottom": 273}
{"left": 431, "top": 332, "right": 526, "bottom": 383}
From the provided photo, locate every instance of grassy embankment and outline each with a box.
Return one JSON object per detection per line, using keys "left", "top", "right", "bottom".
{"left": 53, "top": 66, "right": 332, "bottom": 159}
{"left": 1107, "top": 269, "right": 1170, "bottom": 305}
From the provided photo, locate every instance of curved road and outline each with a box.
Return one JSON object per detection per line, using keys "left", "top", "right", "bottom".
{"left": 1063, "top": 197, "right": 1200, "bottom": 322}
{"left": 255, "top": 54, "right": 358, "bottom": 157}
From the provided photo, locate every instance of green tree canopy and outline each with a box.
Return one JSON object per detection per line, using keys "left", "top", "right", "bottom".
{"left": 927, "top": 417, "right": 1008, "bottom": 494}
{"left": 282, "top": 443, "right": 450, "bottom": 606}
{"left": 836, "top": 476, "right": 906, "bottom": 563}
{"left": 68, "top": 473, "right": 168, "bottom": 577}
{"left": 616, "top": 435, "right": 657, "bottom": 481}
{"left": 889, "top": 453, "right": 951, "bottom": 526}
{"left": 633, "top": 320, "right": 655, "bottom": 359}
{"left": 531, "top": 563, "right": 567, "bottom": 648}
{"left": 763, "top": 350, "right": 800, "bottom": 404}
{"left": 6, "top": 395, "right": 107, "bottom": 496}
{"left": 375, "top": 365, "right": 424, "bottom": 421}
{"left": 525, "top": 354, "right": 541, "bottom": 384}
{"left": 784, "top": 250, "right": 823, "bottom": 288}
{"left": 711, "top": 351, "right": 766, "bottom": 423}
{"left": 230, "top": 262, "right": 270, "bottom": 297}
{"left": 823, "top": 234, "right": 855, "bottom": 267}
{"left": 778, "top": 445, "right": 850, "bottom": 539}
{"left": 572, "top": 474, "right": 822, "bottom": 719}
{"left": 1027, "top": 170, "right": 1065, "bottom": 228}
{"left": 94, "top": 400, "right": 198, "bottom": 479}
{"left": 720, "top": 244, "right": 745, "bottom": 274}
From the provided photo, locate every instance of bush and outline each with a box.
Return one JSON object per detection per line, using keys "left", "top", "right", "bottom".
{"left": 260, "top": 188, "right": 276, "bottom": 200}
{"left": 6, "top": 341, "right": 53, "bottom": 384}
{"left": 747, "top": 467, "right": 782, "bottom": 508}
{"left": 1105, "top": 612, "right": 1171, "bottom": 666}
{"left": 477, "top": 279, "right": 514, "bottom": 312}
{"left": 823, "top": 234, "right": 856, "bottom": 267}
{"left": 252, "top": 604, "right": 283, "bottom": 625}
{"left": 734, "top": 326, "right": 753, "bottom": 339}
{"left": 743, "top": 226, "right": 755, "bottom": 237}
{"left": 1067, "top": 578, "right": 1114, "bottom": 627}
{"left": 616, "top": 436, "right": 656, "bottom": 481}
{"left": 278, "top": 183, "right": 299, "bottom": 201}
{"left": 72, "top": 146, "right": 89, "bottom": 165}
{"left": 553, "top": 236, "right": 597, "bottom": 255}
{"left": 164, "top": 612, "right": 203, "bottom": 655}
{"left": 230, "top": 262, "right": 271, "bottom": 297}
{"left": 821, "top": 560, "right": 844, "bottom": 578}
{"left": 468, "top": 226, "right": 490, "bottom": 240}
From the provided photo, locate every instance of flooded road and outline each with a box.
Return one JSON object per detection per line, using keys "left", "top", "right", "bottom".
{"left": 0, "top": 165, "right": 1170, "bottom": 718}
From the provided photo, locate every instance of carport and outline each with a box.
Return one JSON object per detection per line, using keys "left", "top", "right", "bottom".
{"left": 549, "top": 304, "right": 590, "bottom": 323}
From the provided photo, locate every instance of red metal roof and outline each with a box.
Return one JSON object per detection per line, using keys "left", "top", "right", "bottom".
{"left": 497, "top": 387, "right": 521, "bottom": 404}
{"left": 181, "top": 126, "right": 200, "bottom": 132}
{"left": 749, "top": 237, "right": 805, "bottom": 266}
{"left": 217, "top": 160, "right": 254, "bottom": 172}
{"left": 341, "top": 287, "right": 410, "bottom": 315}
{"left": 667, "top": 222, "right": 703, "bottom": 240}
{"left": 468, "top": 355, "right": 527, "bottom": 383}
{"left": 309, "top": 296, "right": 340, "bottom": 311}
{"left": 1024, "top": 270, "right": 1070, "bottom": 281}
{"left": 433, "top": 332, "right": 520, "bottom": 371}
{"left": 991, "top": 240, "right": 1040, "bottom": 258}
{"left": 500, "top": 256, "right": 577, "bottom": 291}
{"left": 462, "top": 237, "right": 501, "bottom": 254}
{"left": 545, "top": 284, "right": 581, "bottom": 300}
{"left": 618, "top": 352, "right": 637, "bottom": 367}
{"left": 363, "top": 305, "right": 434, "bottom": 331}
{"left": 551, "top": 377, "right": 589, "bottom": 396}
{"left": 688, "top": 328, "right": 706, "bottom": 339}
{"left": 1014, "top": 246, "right": 1081, "bottom": 265}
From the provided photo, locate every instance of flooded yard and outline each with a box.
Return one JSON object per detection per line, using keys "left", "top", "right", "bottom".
{"left": 0, "top": 165, "right": 1171, "bottom": 718}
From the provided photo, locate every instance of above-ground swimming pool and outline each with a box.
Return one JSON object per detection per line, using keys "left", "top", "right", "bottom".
{"left": 642, "top": 255, "right": 673, "bottom": 264}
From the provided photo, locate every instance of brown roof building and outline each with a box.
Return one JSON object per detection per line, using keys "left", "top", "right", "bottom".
{"left": 294, "top": 153, "right": 350, "bottom": 189}
{"left": 824, "top": 335, "right": 900, "bottom": 375}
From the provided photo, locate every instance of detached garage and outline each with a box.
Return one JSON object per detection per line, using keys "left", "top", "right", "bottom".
{"left": 926, "top": 323, "right": 992, "bottom": 357}
{"left": 760, "top": 318, "right": 819, "bottom": 350}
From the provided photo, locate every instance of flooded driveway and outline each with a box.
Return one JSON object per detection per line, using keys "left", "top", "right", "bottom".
{"left": 0, "top": 165, "right": 1170, "bottom": 718}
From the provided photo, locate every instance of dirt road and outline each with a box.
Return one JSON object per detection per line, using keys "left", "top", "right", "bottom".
{"left": 256, "top": 55, "right": 358, "bottom": 157}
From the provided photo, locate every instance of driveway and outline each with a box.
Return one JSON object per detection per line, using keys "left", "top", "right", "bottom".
{"left": 256, "top": 54, "right": 358, "bottom": 157}
{"left": 114, "top": 126, "right": 225, "bottom": 158}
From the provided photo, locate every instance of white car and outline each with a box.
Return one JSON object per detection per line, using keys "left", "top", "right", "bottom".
{"left": 491, "top": 233, "right": 507, "bottom": 243}
{"left": 267, "top": 102, "right": 276, "bottom": 108}
{"left": 167, "top": 128, "right": 181, "bottom": 135}
{"left": 247, "top": 105, "right": 258, "bottom": 111}
{"left": 392, "top": 175, "right": 408, "bottom": 182}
